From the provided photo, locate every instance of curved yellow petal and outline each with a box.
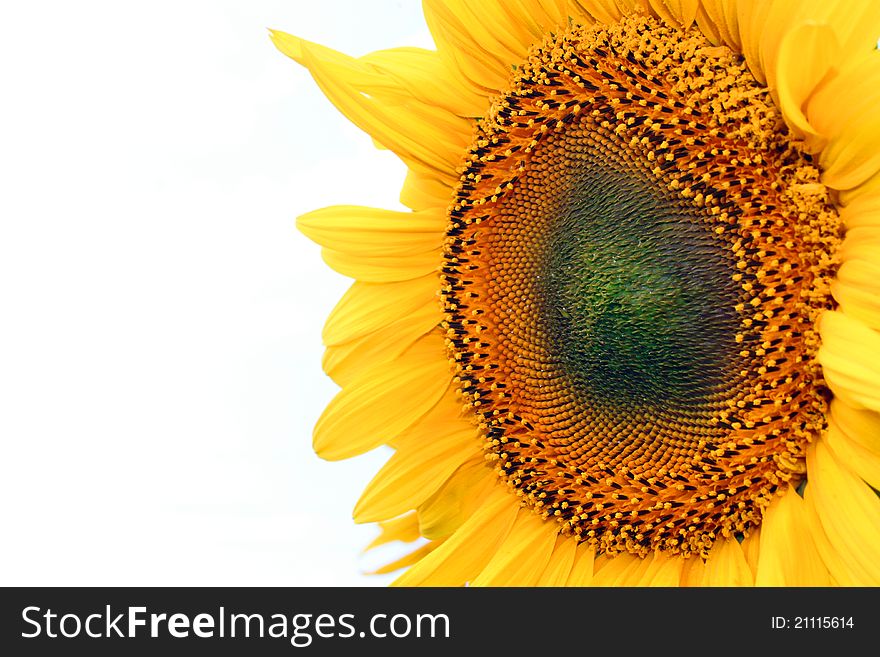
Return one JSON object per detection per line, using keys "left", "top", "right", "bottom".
{"left": 393, "top": 485, "right": 519, "bottom": 586}
{"left": 679, "top": 553, "right": 707, "bottom": 586}
{"left": 840, "top": 173, "right": 880, "bottom": 207}
{"left": 806, "top": 50, "right": 880, "bottom": 192}
{"left": 313, "top": 334, "right": 450, "bottom": 460}
{"left": 820, "top": 108, "right": 880, "bottom": 193}
{"left": 805, "top": 439, "right": 880, "bottom": 585}
{"left": 535, "top": 535, "right": 580, "bottom": 586}
{"left": 370, "top": 542, "right": 437, "bottom": 575}
{"left": 832, "top": 258, "right": 880, "bottom": 331}
{"left": 574, "top": 0, "right": 626, "bottom": 25}
{"left": 755, "top": 486, "right": 831, "bottom": 586}
{"left": 775, "top": 22, "right": 838, "bottom": 148}
{"left": 755, "top": 0, "right": 879, "bottom": 97}
{"left": 799, "top": 0, "right": 880, "bottom": 75}
{"left": 701, "top": 537, "right": 753, "bottom": 586}
{"left": 692, "top": 3, "right": 722, "bottom": 46}
{"left": 297, "top": 206, "right": 445, "bottom": 257}
{"left": 360, "top": 47, "right": 487, "bottom": 118}
{"left": 364, "top": 512, "right": 422, "bottom": 552}
{"left": 801, "top": 485, "right": 857, "bottom": 586}
{"left": 322, "top": 276, "right": 438, "bottom": 347}
{"left": 734, "top": 0, "right": 773, "bottom": 84}
{"left": 590, "top": 552, "right": 651, "bottom": 586}
{"left": 422, "top": 0, "right": 514, "bottom": 94}
{"left": 364, "top": 511, "right": 421, "bottom": 552}
{"left": 321, "top": 248, "right": 441, "bottom": 283}
{"left": 641, "top": 550, "right": 685, "bottom": 586}
{"left": 697, "top": 0, "right": 741, "bottom": 50}
{"left": 826, "top": 400, "right": 880, "bottom": 492}
{"left": 353, "top": 427, "right": 479, "bottom": 523}
{"left": 418, "top": 459, "right": 497, "bottom": 541}
{"left": 839, "top": 192, "right": 880, "bottom": 228}
{"left": 740, "top": 529, "right": 761, "bottom": 581}
{"left": 818, "top": 310, "right": 880, "bottom": 413}
{"left": 274, "top": 31, "right": 466, "bottom": 183}
{"left": 399, "top": 170, "right": 455, "bottom": 212}
{"left": 839, "top": 228, "right": 880, "bottom": 264}
{"left": 565, "top": 541, "right": 596, "bottom": 586}
{"left": 533, "top": 0, "right": 574, "bottom": 26}
{"left": 807, "top": 50, "right": 880, "bottom": 141}
{"left": 648, "top": 0, "right": 698, "bottom": 29}
{"left": 471, "top": 509, "right": 560, "bottom": 586}
{"left": 441, "top": 1, "right": 533, "bottom": 65}
{"left": 322, "top": 306, "right": 440, "bottom": 387}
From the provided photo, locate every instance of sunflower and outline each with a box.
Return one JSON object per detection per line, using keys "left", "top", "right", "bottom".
{"left": 273, "top": 0, "right": 880, "bottom": 586}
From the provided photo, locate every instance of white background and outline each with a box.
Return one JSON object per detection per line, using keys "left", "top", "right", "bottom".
{"left": 0, "top": 0, "right": 433, "bottom": 586}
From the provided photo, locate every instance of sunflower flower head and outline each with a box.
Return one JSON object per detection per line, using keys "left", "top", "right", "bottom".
{"left": 274, "top": 0, "right": 880, "bottom": 586}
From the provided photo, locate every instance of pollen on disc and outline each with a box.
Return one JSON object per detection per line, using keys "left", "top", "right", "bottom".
{"left": 441, "top": 14, "right": 841, "bottom": 557}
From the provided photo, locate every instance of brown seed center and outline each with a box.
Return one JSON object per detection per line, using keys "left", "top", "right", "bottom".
{"left": 441, "top": 14, "right": 841, "bottom": 557}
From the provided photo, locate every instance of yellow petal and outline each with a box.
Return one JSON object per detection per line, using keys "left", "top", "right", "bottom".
{"left": 839, "top": 192, "right": 880, "bottom": 228}
{"left": 807, "top": 50, "right": 880, "bottom": 139}
{"left": 354, "top": 427, "right": 479, "bottom": 523}
{"left": 698, "top": 0, "right": 741, "bottom": 49}
{"left": 364, "top": 512, "right": 421, "bottom": 552}
{"left": 370, "top": 542, "right": 437, "bottom": 575}
{"left": 648, "top": 0, "right": 698, "bottom": 28}
{"left": 805, "top": 49, "right": 880, "bottom": 192}
{"left": 734, "top": 0, "right": 774, "bottom": 84}
{"left": 820, "top": 107, "right": 880, "bottom": 192}
{"left": 535, "top": 535, "right": 579, "bottom": 586}
{"left": 322, "top": 305, "right": 440, "bottom": 387}
{"left": 740, "top": 528, "right": 761, "bottom": 581}
{"left": 838, "top": 228, "right": 880, "bottom": 264}
{"left": 755, "top": 486, "right": 831, "bottom": 586}
{"left": 278, "top": 33, "right": 466, "bottom": 183}
{"left": 321, "top": 247, "right": 441, "bottom": 283}
{"left": 313, "top": 334, "right": 450, "bottom": 460}
{"left": 422, "top": 0, "right": 513, "bottom": 94}
{"left": 802, "top": 484, "right": 861, "bottom": 586}
{"left": 756, "top": 0, "right": 877, "bottom": 95}
{"left": 399, "top": 170, "right": 455, "bottom": 212}
{"left": 805, "top": 439, "right": 880, "bottom": 585}
{"left": 818, "top": 310, "right": 880, "bottom": 413}
{"left": 393, "top": 486, "right": 519, "bottom": 586}
{"left": 840, "top": 173, "right": 880, "bottom": 207}
{"left": 471, "top": 510, "right": 560, "bottom": 586}
{"left": 530, "top": 0, "right": 573, "bottom": 27}
{"left": 390, "top": 384, "right": 474, "bottom": 449}
{"left": 679, "top": 553, "right": 707, "bottom": 586}
{"left": 775, "top": 22, "right": 838, "bottom": 148}
{"left": 565, "top": 541, "right": 596, "bottom": 586}
{"left": 802, "top": 0, "right": 880, "bottom": 72}
{"left": 570, "top": 0, "right": 628, "bottom": 24}
{"left": 693, "top": 3, "right": 723, "bottom": 46}
{"left": 439, "top": 0, "right": 533, "bottom": 65}
{"left": 826, "top": 399, "right": 880, "bottom": 492}
{"left": 641, "top": 551, "right": 685, "bottom": 586}
{"left": 360, "top": 47, "right": 486, "bottom": 118}
{"left": 590, "top": 552, "right": 651, "bottom": 586}
{"left": 832, "top": 264, "right": 880, "bottom": 331}
{"left": 701, "top": 537, "right": 753, "bottom": 585}
{"left": 297, "top": 206, "right": 445, "bottom": 257}
{"left": 418, "top": 459, "right": 497, "bottom": 541}
{"left": 323, "top": 276, "right": 438, "bottom": 347}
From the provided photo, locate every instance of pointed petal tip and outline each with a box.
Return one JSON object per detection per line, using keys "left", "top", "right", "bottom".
{"left": 269, "top": 28, "right": 306, "bottom": 65}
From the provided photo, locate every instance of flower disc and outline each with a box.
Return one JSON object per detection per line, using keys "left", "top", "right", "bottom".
{"left": 442, "top": 14, "right": 842, "bottom": 557}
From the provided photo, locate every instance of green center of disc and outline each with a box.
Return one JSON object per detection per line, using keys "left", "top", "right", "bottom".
{"left": 540, "top": 162, "right": 739, "bottom": 411}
